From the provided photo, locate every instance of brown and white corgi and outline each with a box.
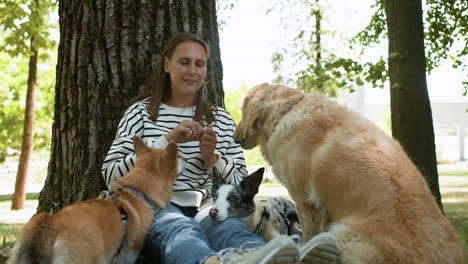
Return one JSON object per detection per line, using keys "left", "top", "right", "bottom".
{"left": 8, "top": 136, "right": 178, "bottom": 264}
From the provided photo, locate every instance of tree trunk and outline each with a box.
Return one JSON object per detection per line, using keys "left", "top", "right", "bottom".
{"left": 314, "top": 0, "right": 322, "bottom": 91}
{"left": 38, "top": 0, "right": 223, "bottom": 213}
{"left": 384, "top": 0, "right": 443, "bottom": 211}
{"left": 11, "top": 39, "right": 38, "bottom": 210}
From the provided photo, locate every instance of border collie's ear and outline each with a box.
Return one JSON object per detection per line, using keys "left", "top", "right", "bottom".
{"left": 132, "top": 136, "right": 150, "bottom": 155}
{"left": 211, "top": 166, "right": 225, "bottom": 194}
{"left": 241, "top": 167, "right": 265, "bottom": 197}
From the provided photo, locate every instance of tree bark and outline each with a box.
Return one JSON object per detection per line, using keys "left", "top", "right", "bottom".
{"left": 384, "top": 0, "right": 443, "bottom": 210}
{"left": 38, "top": 0, "right": 223, "bottom": 213}
{"left": 11, "top": 39, "right": 38, "bottom": 210}
{"left": 314, "top": 0, "right": 322, "bottom": 91}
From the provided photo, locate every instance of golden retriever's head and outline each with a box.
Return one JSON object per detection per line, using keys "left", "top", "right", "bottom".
{"left": 233, "top": 83, "right": 302, "bottom": 149}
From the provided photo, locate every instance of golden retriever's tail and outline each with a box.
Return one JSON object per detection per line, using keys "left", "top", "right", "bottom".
{"left": 8, "top": 213, "right": 57, "bottom": 264}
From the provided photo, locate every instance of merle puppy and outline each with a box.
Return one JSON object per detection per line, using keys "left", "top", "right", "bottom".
{"left": 208, "top": 167, "right": 302, "bottom": 242}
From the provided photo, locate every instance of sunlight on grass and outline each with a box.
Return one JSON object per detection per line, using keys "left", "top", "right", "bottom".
{"left": 439, "top": 170, "right": 468, "bottom": 177}
{"left": 0, "top": 223, "right": 22, "bottom": 245}
{"left": 444, "top": 202, "right": 468, "bottom": 257}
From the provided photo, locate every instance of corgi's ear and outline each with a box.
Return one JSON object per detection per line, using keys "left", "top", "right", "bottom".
{"left": 241, "top": 167, "right": 264, "bottom": 197}
{"left": 132, "top": 136, "right": 150, "bottom": 155}
{"left": 211, "top": 166, "right": 225, "bottom": 194}
{"left": 164, "top": 141, "right": 178, "bottom": 162}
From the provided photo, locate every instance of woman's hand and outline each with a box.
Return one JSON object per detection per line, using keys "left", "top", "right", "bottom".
{"left": 199, "top": 125, "right": 218, "bottom": 168}
{"left": 165, "top": 120, "right": 203, "bottom": 143}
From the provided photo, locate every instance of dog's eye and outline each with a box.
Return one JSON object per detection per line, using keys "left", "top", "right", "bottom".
{"left": 227, "top": 195, "right": 239, "bottom": 203}
{"left": 228, "top": 195, "right": 243, "bottom": 207}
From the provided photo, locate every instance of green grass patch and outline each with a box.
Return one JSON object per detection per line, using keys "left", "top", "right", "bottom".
{"left": 444, "top": 202, "right": 468, "bottom": 258}
{"left": 440, "top": 182, "right": 468, "bottom": 189}
{"left": 0, "top": 193, "right": 39, "bottom": 203}
{"left": 0, "top": 223, "right": 22, "bottom": 244}
{"left": 443, "top": 192, "right": 468, "bottom": 201}
{"left": 439, "top": 170, "right": 468, "bottom": 177}
{"left": 0, "top": 224, "right": 20, "bottom": 264}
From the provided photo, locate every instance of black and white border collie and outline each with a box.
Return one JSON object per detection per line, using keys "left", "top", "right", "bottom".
{"left": 197, "top": 167, "right": 302, "bottom": 242}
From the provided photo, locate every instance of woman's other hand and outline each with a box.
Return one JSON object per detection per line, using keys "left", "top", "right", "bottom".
{"left": 199, "top": 125, "right": 218, "bottom": 168}
{"left": 165, "top": 120, "right": 203, "bottom": 143}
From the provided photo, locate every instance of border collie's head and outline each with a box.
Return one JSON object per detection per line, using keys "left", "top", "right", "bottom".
{"left": 209, "top": 167, "right": 264, "bottom": 221}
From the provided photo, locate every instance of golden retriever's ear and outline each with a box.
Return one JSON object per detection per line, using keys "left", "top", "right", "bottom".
{"left": 240, "top": 92, "right": 265, "bottom": 137}
{"left": 132, "top": 136, "right": 150, "bottom": 155}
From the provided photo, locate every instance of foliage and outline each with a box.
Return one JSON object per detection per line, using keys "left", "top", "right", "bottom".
{"left": 216, "top": 0, "right": 238, "bottom": 31}
{"left": 224, "top": 84, "right": 268, "bottom": 168}
{"left": 0, "top": 53, "right": 27, "bottom": 161}
{"left": 0, "top": 0, "right": 56, "bottom": 57}
{"left": 353, "top": 0, "right": 468, "bottom": 94}
{"left": 268, "top": 0, "right": 388, "bottom": 96}
{"left": 0, "top": 44, "right": 56, "bottom": 162}
{"left": 0, "top": 0, "right": 57, "bottom": 162}
{"left": 269, "top": 0, "right": 467, "bottom": 96}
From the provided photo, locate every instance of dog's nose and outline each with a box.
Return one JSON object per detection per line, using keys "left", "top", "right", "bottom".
{"left": 209, "top": 208, "right": 218, "bottom": 218}
{"left": 233, "top": 136, "right": 243, "bottom": 145}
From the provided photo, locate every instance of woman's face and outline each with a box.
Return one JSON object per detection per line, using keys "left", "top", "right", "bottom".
{"left": 164, "top": 41, "right": 207, "bottom": 101}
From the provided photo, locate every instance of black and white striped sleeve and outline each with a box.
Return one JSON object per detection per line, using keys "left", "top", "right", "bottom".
{"left": 101, "top": 102, "right": 144, "bottom": 188}
{"left": 213, "top": 109, "right": 248, "bottom": 185}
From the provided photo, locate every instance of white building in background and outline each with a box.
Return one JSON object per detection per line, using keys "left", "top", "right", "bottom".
{"left": 346, "top": 88, "right": 468, "bottom": 162}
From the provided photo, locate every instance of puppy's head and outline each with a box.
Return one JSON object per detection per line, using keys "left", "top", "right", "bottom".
{"left": 209, "top": 168, "right": 265, "bottom": 221}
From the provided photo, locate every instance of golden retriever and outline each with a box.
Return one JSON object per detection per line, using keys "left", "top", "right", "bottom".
{"left": 233, "top": 83, "right": 464, "bottom": 263}
{"left": 8, "top": 136, "right": 178, "bottom": 264}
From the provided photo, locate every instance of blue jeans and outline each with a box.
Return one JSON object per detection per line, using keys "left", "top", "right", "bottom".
{"left": 138, "top": 203, "right": 266, "bottom": 264}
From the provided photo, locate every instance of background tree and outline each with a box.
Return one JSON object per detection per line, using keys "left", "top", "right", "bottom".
{"left": 355, "top": 0, "right": 467, "bottom": 210}
{"left": 269, "top": 0, "right": 467, "bottom": 209}
{"left": 0, "top": 0, "right": 56, "bottom": 210}
{"left": 37, "top": 0, "right": 224, "bottom": 213}
{"left": 268, "top": 0, "right": 386, "bottom": 96}
{"left": 384, "top": 0, "right": 441, "bottom": 209}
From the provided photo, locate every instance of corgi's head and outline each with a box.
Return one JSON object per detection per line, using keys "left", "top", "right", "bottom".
{"left": 113, "top": 136, "right": 179, "bottom": 208}
{"left": 209, "top": 167, "right": 264, "bottom": 221}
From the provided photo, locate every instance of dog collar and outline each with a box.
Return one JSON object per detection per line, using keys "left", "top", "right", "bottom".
{"left": 98, "top": 187, "right": 157, "bottom": 260}
{"left": 99, "top": 187, "right": 157, "bottom": 211}
{"left": 115, "top": 205, "right": 128, "bottom": 256}
{"left": 99, "top": 188, "right": 122, "bottom": 199}
{"left": 253, "top": 206, "right": 271, "bottom": 236}
{"left": 125, "top": 186, "right": 158, "bottom": 211}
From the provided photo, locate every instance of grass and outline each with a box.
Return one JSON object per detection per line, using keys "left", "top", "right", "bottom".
{"left": 0, "top": 169, "right": 467, "bottom": 263}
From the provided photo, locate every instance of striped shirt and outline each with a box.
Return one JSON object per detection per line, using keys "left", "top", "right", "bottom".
{"left": 101, "top": 99, "right": 248, "bottom": 208}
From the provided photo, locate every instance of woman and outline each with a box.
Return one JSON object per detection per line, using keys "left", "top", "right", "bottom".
{"left": 102, "top": 32, "right": 339, "bottom": 264}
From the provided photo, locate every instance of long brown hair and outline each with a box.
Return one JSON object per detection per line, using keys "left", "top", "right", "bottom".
{"left": 144, "top": 32, "right": 215, "bottom": 126}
